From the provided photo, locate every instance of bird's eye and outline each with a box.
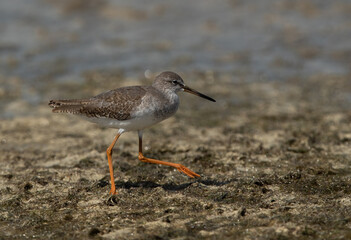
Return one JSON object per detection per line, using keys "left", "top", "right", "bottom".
{"left": 172, "top": 80, "right": 177, "bottom": 85}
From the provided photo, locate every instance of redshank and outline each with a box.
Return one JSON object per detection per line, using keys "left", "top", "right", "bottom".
{"left": 49, "top": 71, "right": 216, "bottom": 195}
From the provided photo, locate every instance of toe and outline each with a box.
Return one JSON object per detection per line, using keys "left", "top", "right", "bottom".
{"left": 177, "top": 165, "right": 200, "bottom": 178}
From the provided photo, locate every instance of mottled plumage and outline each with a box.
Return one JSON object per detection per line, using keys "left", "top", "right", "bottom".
{"left": 49, "top": 86, "right": 146, "bottom": 120}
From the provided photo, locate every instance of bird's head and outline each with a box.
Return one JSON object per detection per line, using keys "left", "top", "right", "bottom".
{"left": 152, "top": 71, "right": 216, "bottom": 102}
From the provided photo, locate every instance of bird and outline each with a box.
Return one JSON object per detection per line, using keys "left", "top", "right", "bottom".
{"left": 49, "top": 71, "right": 216, "bottom": 195}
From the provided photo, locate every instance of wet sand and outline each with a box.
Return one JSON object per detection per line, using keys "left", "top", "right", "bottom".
{"left": 1, "top": 72, "right": 351, "bottom": 239}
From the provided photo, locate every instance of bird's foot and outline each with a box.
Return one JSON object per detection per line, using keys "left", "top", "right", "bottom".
{"left": 175, "top": 164, "right": 201, "bottom": 178}
{"left": 138, "top": 153, "right": 201, "bottom": 178}
{"left": 106, "top": 195, "right": 119, "bottom": 206}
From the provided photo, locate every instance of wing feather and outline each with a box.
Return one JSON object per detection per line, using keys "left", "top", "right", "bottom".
{"left": 49, "top": 86, "right": 147, "bottom": 121}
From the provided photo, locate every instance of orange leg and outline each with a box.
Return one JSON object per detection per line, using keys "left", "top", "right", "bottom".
{"left": 106, "top": 131, "right": 123, "bottom": 195}
{"left": 137, "top": 131, "right": 200, "bottom": 178}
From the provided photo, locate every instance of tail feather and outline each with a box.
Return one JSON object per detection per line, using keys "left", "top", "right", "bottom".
{"left": 49, "top": 99, "right": 87, "bottom": 107}
{"left": 48, "top": 99, "right": 89, "bottom": 114}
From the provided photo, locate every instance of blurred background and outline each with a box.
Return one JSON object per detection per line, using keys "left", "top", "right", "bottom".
{"left": 1, "top": 0, "right": 350, "bottom": 119}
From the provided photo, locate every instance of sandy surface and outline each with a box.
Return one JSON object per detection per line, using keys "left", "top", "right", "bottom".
{"left": 1, "top": 72, "right": 351, "bottom": 239}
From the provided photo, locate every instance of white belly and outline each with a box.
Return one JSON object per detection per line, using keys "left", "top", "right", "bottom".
{"left": 83, "top": 114, "right": 164, "bottom": 131}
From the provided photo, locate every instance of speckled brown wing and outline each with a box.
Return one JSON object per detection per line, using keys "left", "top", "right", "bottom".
{"left": 49, "top": 86, "right": 147, "bottom": 121}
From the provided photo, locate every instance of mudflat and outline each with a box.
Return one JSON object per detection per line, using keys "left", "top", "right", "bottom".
{"left": 1, "top": 72, "right": 351, "bottom": 239}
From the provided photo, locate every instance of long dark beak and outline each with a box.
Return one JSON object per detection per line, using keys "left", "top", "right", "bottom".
{"left": 182, "top": 85, "right": 216, "bottom": 102}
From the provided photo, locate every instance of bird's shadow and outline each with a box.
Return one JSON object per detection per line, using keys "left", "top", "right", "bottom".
{"left": 113, "top": 178, "right": 236, "bottom": 191}
{"left": 104, "top": 178, "right": 237, "bottom": 205}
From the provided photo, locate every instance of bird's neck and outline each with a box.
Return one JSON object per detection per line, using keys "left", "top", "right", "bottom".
{"left": 161, "top": 88, "right": 179, "bottom": 104}
{"left": 152, "top": 84, "right": 179, "bottom": 103}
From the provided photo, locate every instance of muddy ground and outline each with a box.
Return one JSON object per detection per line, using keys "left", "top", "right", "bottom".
{"left": 1, "top": 72, "right": 351, "bottom": 239}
